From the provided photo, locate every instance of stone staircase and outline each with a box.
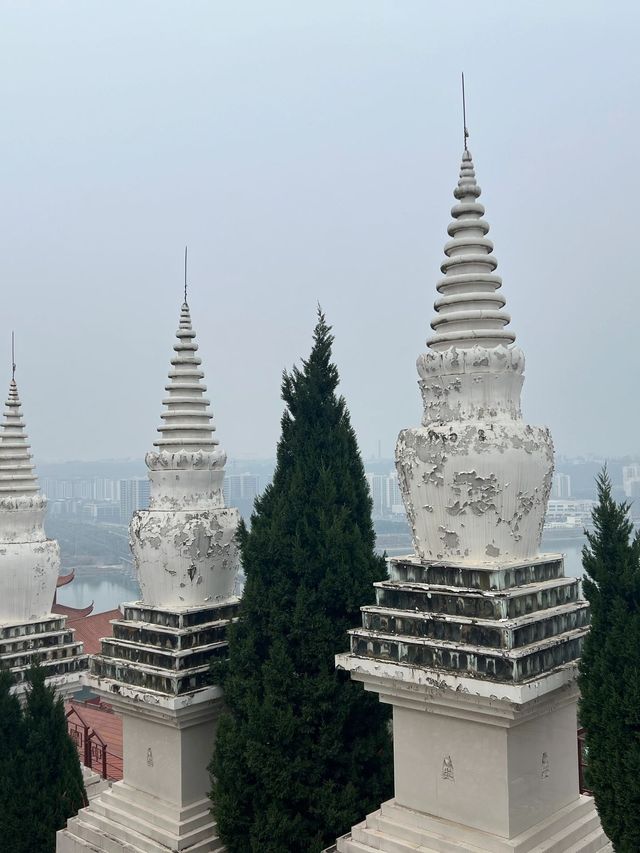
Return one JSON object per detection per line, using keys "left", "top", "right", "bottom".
{"left": 335, "top": 798, "right": 612, "bottom": 853}
{"left": 61, "top": 783, "right": 224, "bottom": 852}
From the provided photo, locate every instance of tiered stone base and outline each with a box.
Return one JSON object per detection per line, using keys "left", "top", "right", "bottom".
{"left": 335, "top": 798, "right": 611, "bottom": 853}
{"left": 59, "top": 783, "right": 223, "bottom": 852}
{"left": 57, "top": 599, "right": 236, "bottom": 853}
{"left": 0, "top": 612, "right": 87, "bottom": 697}
{"left": 329, "top": 555, "right": 611, "bottom": 853}
{"left": 90, "top": 599, "right": 239, "bottom": 694}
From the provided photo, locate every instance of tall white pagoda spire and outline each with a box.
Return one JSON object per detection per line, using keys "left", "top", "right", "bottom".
{"left": 428, "top": 149, "right": 514, "bottom": 350}
{"left": 0, "top": 367, "right": 59, "bottom": 621}
{"left": 131, "top": 294, "right": 238, "bottom": 607}
{"left": 0, "top": 378, "right": 39, "bottom": 499}
{"left": 395, "top": 142, "right": 553, "bottom": 565}
{"left": 154, "top": 301, "right": 219, "bottom": 453}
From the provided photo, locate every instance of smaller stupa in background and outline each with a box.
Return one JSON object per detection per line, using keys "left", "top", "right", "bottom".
{"left": 0, "top": 345, "right": 87, "bottom": 696}
{"left": 58, "top": 264, "right": 241, "bottom": 853}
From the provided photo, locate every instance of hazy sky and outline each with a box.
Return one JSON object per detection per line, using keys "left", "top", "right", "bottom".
{"left": 1, "top": 1, "right": 639, "bottom": 464}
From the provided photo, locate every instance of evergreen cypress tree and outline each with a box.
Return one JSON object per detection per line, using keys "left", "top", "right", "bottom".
{"left": 579, "top": 470, "right": 640, "bottom": 851}
{"left": 0, "top": 669, "right": 25, "bottom": 845}
{"left": 210, "top": 312, "right": 392, "bottom": 853}
{"left": 20, "top": 664, "right": 87, "bottom": 853}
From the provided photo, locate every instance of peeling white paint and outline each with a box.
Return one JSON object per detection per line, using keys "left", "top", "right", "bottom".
{"left": 131, "top": 302, "right": 241, "bottom": 608}
{"left": 0, "top": 381, "right": 59, "bottom": 622}
{"left": 396, "top": 151, "right": 553, "bottom": 565}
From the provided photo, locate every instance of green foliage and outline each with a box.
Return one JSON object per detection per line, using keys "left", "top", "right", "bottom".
{"left": 0, "top": 669, "right": 25, "bottom": 843}
{"left": 210, "top": 312, "right": 392, "bottom": 852}
{"left": 579, "top": 470, "right": 640, "bottom": 852}
{"left": 0, "top": 665, "right": 86, "bottom": 853}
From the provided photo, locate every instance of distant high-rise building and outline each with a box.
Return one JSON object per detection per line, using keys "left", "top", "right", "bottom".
{"left": 366, "top": 473, "right": 386, "bottom": 518}
{"left": 386, "top": 471, "right": 404, "bottom": 515}
{"left": 119, "top": 478, "right": 150, "bottom": 523}
{"left": 623, "top": 464, "right": 640, "bottom": 497}
{"left": 223, "top": 473, "right": 260, "bottom": 506}
{"left": 551, "top": 472, "right": 571, "bottom": 499}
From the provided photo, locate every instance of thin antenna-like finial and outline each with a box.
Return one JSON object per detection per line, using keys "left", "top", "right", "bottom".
{"left": 11, "top": 332, "right": 15, "bottom": 382}
{"left": 184, "top": 245, "right": 188, "bottom": 304}
{"left": 461, "top": 72, "right": 469, "bottom": 151}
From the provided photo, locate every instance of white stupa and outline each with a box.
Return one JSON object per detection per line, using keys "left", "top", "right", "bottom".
{"left": 58, "top": 294, "right": 240, "bottom": 853}
{"left": 330, "top": 141, "right": 611, "bottom": 851}
{"left": 0, "top": 368, "right": 86, "bottom": 695}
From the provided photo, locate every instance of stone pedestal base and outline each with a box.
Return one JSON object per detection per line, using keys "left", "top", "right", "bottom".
{"left": 336, "top": 797, "right": 611, "bottom": 853}
{"left": 57, "top": 684, "right": 226, "bottom": 853}
{"left": 58, "top": 783, "right": 223, "bottom": 853}
{"left": 57, "top": 600, "right": 235, "bottom": 853}
{"left": 328, "top": 554, "right": 612, "bottom": 853}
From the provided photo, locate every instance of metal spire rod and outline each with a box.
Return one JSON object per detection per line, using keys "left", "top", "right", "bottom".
{"left": 184, "top": 246, "right": 188, "bottom": 305}
{"left": 462, "top": 72, "right": 469, "bottom": 151}
{"left": 11, "top": 332, "right": 15, "bottom": 381}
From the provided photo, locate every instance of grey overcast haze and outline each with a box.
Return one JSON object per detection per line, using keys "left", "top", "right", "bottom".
{"left": 0, "top": 1, "right": 638, "bottom": 464}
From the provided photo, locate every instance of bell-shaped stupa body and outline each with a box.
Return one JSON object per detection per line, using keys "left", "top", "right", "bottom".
{"left": 396, "top": 150, "right": 553, "bottom": 564}
{"left": 0, "top": 378, "right": 60, "bottom": 621}
{"left": 131, "top": 302, "right": 240, "bottom": 606}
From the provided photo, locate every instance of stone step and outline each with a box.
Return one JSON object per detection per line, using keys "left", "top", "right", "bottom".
{"left": 90, "top": 653, "right": 214, "bottom": 695}
{"left": 123, "top": 599, "right": 239, "bottom": 630}
{"left": 376, "top": 798, "right": 601, "bottom": 853}
{"left": 388, "top": 555, "right": 565, "bottom": 592}
{"left": 536, "top": 812, "right": 604, "bottom": 853}
{"left": 0, "top": 626, "right": 76, "bottom": 651}
{"left": 57, "top": 820, "right": 103, "bottom": 852}
{"left": 106, "top": 784, "right": 213, "bottom": 836}
{"left": 65, "top": 812, "right": 171, "bottom": 853}
{"left": 509, "top": 797, "right": 599, "bottom": 852}
{"left": 112, "top": 617, "right": 237, "bottom": 651}
{"left": 349, "top": 625, "right": 587, "bottom": 682}
{"left": 337, "top": 837, "right": 375, "bottom": 853}
{"left": 91, "top": 791, "right": 216, "bottom": 849}
{"left": 100, "top": 636, "right": 229, "bottom": 670}
{"left": 562, "top": 828, "right": 613, "bottom": 853}
{"left": 107, "top": 783, "right": 210, "bottom": 825}
{"left": 361, "top": 601, "right": 589, "bottom": 650}
{"left": 372, "top": 814, "right": 487, "bottom": 851}
{"left": 67, "top": 804, "right": 222, "bottom": 853}
{"left": 374, "top": 577, "right": 580, "bottom": 621}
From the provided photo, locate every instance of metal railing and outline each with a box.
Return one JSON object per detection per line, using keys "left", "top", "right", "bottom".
{"left": 577, "top": 727, "right": 592, "bottom": 795}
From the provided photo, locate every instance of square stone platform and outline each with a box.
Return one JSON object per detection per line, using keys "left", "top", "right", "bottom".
{"left": 57, "top": 599, "right": 238, "bottom": 853}
{"left": 329, "top": 554, "right": 611, "bottom": 853}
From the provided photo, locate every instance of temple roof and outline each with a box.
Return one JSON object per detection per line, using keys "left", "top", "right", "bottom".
{"left": 52, "top": 601, "right": 95, "bottom": 620}
{"left": 56, "top": 569, "right": 75, "bottom": 588}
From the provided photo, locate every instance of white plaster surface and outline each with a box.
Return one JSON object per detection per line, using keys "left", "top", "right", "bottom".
{"left": 396, "top": 151, "right": 553, "bottom": 566}
{"left": 131, "top": 302, "right": 241, "bottom": 608}
{"left": 0, "top": 380, "right": 59, "bottom": 622}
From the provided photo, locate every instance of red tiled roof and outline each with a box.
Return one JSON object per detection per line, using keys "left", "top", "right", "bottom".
{"left": 66, "top": 698, "right": 123, "bottom": 781}
{"left": 70, "top": 608, "right": 121, "bottom": 655}
{"left": 56, "top": 570, "right": 75, "bottom": 588}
